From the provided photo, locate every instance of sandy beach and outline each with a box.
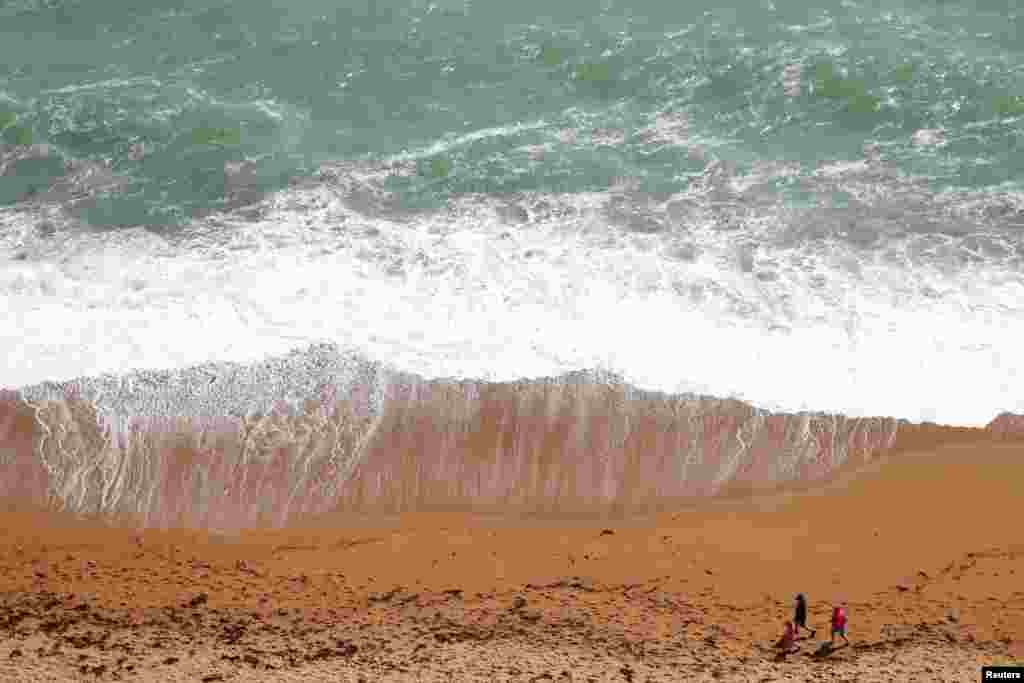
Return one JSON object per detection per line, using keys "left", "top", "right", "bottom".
{"left": 1, "top": 430, "right": 1021, "bottom": 682}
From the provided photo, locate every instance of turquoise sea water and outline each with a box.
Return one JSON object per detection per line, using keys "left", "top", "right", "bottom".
{"left": 3, "top": 0, "right": 1024, "bottom": 426}
{"left": 2, "top": 0, "right": 1022, "bottom": 225}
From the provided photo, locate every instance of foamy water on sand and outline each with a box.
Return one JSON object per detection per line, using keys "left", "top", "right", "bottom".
{"left": 3, "top": 0, "right": 1024, "bottom": 527}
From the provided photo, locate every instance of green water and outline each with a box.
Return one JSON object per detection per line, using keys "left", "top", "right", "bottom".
{"left": 1, "top": 0, "right": 1022, "bottom": 226}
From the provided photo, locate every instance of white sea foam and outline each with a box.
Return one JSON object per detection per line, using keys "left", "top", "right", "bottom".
{"left": 390, "top": 120, "right": 549, "bottom": 161}
{"left": 2, "top": 163, "right": 1023, "bottom": 427}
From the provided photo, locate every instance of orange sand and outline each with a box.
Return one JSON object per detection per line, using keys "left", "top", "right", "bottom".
{"left": 0, "top": 433, "right": 1021, "bottom": 681}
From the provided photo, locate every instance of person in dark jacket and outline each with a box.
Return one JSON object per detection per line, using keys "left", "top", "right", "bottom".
{"left": 793, "top": 593, "right": 816, "bottom": 638}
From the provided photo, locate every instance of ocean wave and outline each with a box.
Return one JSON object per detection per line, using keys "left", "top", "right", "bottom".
{"left": 3, "top": 153, "right": 1024, "bottom": 424}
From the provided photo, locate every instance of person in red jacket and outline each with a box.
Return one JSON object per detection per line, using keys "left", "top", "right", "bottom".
{"left": 831, "top": 604, "right": 849, "bottom": 645}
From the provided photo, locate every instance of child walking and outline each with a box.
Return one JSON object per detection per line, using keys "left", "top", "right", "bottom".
{"left": 831, "top": 604, "right": 849, "bottom": 645}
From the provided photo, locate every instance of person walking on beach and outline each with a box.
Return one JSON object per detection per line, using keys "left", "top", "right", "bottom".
{"left": 776, "top": 620, "right": 798, "bottom": 654}
{"left": 831, "top": 604, "right": 849, "bottom": 645}
{"left": 793, "top": 593, "right": 815, "bottom": 638}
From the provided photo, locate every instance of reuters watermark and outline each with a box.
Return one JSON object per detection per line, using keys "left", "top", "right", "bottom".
{"left": 984, "top": 666, "right": 1024, "bottom": 681}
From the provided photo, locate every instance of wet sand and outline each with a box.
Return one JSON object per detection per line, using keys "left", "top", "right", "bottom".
{"left": 1, "top": 437, "right": 1022, "bottom": 682}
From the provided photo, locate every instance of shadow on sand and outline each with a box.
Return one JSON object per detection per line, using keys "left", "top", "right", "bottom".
{"left": 811, "top": 641, "right": 850, "bottom": 658}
